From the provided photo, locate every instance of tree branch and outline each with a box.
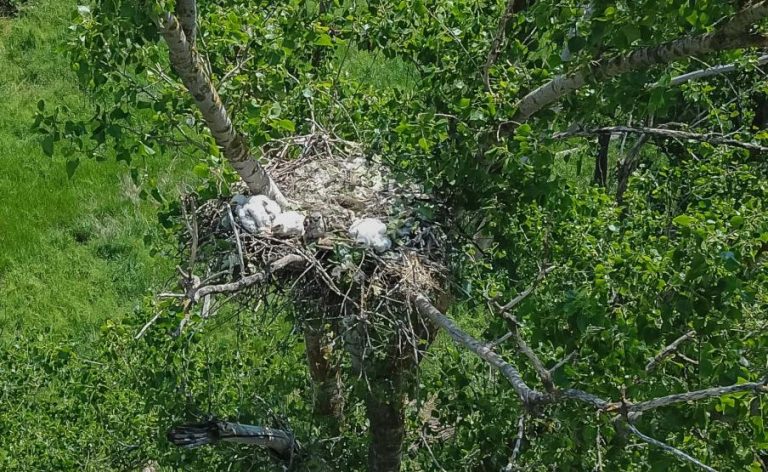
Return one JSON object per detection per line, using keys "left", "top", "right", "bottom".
{"left": 483, "top": 0, "right": 529, "bottom": 92}
{"left": 500, "top": 2, "right": 768, "bottom": 130}
{"left": 190, "top": 254, "right": 304, "bottom": 302}
{"left": 555, "top": 126, "right": 768, "bottom": 153}
{"left": 159, "top": 13, "right": 288, "bottom": 206}
{"left": 413, "top": 294, "right": 547, "bottom": 406}
{"left": 497, "top": 265, "right": 555, "bottom": 312}
{"left": 626, "top": 423, "right": 718, "bottom": 472}
{"left": 645, "top": 330, "right": 696, "bottom": 372}
{"left": 627, "top": 380, "right": 768, "bottom": 413}
{"left": 667, "top": 54, "right": 768, "bottom": 86}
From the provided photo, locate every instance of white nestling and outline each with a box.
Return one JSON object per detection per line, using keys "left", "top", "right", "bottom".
{"left": 231, "top": 194, "right": 281, "bottom": 233}
{"left": 348, "top": 217, "right": 391, "bottom": 253}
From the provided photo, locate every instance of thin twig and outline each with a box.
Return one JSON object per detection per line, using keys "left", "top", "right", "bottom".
{"left": 498, "top": 265, "right": 556, "bottom": 312}
{"left": 555, "top": 126, "right": 768, "bottom": 153}
{"left": 483, "top": 0, "right": 525, "bottom": 92}
{"left": 135, "top": 314, "right": 161, "bottom": 339}
{"left": 646, "top": 330, "right": 696, "bottom": 372}
{"left": 626, "top": 423, "right": 718, "bottom": 472}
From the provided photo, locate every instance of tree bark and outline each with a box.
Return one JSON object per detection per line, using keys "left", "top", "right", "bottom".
{"left": 159, "top": 13, "right": 288, "bottom": 207}
{"left": 593, "top": 133, "right": 610, "bottom": 187}
{"left": 365, "top": 379, "right": 406, "bottom": 472}
{"left": 304, "top": 319, "right": 344, "bottom": 423}
{"left": 175, "top": 0, "right": 197, "bottom": 49}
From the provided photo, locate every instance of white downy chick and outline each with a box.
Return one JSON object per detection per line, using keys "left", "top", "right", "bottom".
{"left": 272, "top": 211, "right": 305, "bottom": 238}
{"left": 231, "top": 194, "right": 282, "bottom": 233}
{"left": 349, "top": 217, "right": 391, "bottom": 253}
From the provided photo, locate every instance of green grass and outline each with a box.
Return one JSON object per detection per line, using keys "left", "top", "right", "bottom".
{"left": 0, "top": 0, "right": 185, "bottom": 342}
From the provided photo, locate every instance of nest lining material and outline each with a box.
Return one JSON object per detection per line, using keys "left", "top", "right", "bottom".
{"left": 186, "top": 131, "right": 450, "bottom": 337}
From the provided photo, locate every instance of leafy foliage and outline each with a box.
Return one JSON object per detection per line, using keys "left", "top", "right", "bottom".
{"left": 17, "top": 0, "right": 768, "bottom": 470}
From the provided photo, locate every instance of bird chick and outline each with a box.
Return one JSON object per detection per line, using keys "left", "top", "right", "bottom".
{"left": 303, "top": 212, "right": 326, "bottom": 242}
{"left": 349, "top": 217, "right": 391, "bottom": 253}
{"left": 231, "top": 194, "right": 282, "bottom": 233}
{"left": 272, "top": 211, "right": 305, "bottom": 238}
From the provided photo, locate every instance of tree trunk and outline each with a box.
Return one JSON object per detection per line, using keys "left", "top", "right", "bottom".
{"left": 365, "top": 378, "right": 406, "bottom": 472}
{"left": 304, "top": 319, "right": 344, "bottom": 423}
{"left": 593, "top": 133, "right": 610, "bottom": 187}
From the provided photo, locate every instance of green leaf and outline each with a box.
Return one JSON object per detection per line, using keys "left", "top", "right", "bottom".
{"left": 193, "top": 163, "right": 210, "bottom": 178}
{"left": 314, "top": 34, "right": 333, "bottom": 47}
{"left": 41, "top": 135, "right": 54, "bottom": 157}
{"left": 65, "top": 159, "right": 80, "bottom": 179}
{"left": 271, "top": 119, "right": 296, "bottom": 132}
{"left": 672, "top": 215, "right": 696, "bottom": 227}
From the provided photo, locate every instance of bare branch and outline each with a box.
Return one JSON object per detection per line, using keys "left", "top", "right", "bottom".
{"left": 413, "top": 294, "right": 546, "bottom": 406}
{"left": 507, "top": 317, "right": 554, "bottom": 392}
{"left": 627, "top": 380, "right": 768, "bottom": 413}
{"left": 498, "top": 265, "right": 555, "bottom": 312}
{"left": 135, "top": 313, "right": 161, "bottom": 340}
{"left": 646, "top": 330, "right": 696, "bottom": 372}
{"left": 502, "top": 414, "right": 527, "bottom": 471}
{"left": 190, "top": 254, "right": 304, "bottom": 302}
{"left": 626, "top": 423, "right": 718, "bottom": 472}
{"left": 159, "top": 13, "right": 288, "bottom": 206}
{"left": 555, "top": 126, "right": 768, "bottom": 153}
{"left": 548, "top": 351, "right": 576, "bottom": 376}
{"left": 667, "top": 54, "right": 768, "bottom": 86}
{"left": 500, "top": 2, "right": 768, "bottom": 130}
{"left": 616, "top": 133, "right": 651, "bottom": 204}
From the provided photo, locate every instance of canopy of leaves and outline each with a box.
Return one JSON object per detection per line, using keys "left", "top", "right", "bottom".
{"left": 28, "top": 0, "right": 768, "bottom": 470}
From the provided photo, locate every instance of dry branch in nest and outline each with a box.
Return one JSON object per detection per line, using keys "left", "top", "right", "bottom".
{"left": 160, "top": 128, "right": 452, "bottom": 371}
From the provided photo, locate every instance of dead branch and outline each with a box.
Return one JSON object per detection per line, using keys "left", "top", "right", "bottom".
{"left": 413, "top": 294, "right": 547, "bottom": 406}
{"left": 191, "top": 254, "right": 304, "bottom": 302}
{"left": 506, "top": 316, "right": 554, "bottom": 392}
{"left": 548, "top": 351, "right": 576, "bottom": 376}
{"left": 483, "top": 0, "right": 529, "bottom": 92}
{"left": 555, "top": 126, "right": 768, "bottom": 153}
{"left": 626, "top": 424, "right": 718, "bottom": 472}
{"left": 497, "top": 265, "right": 556, "bottom": 312}
{"left": 667, "top": 53, "right": 768, "bottom": 86}
{"left": 616, "top": 133, "right": 651, "bottom": 204}
{"left": 627, "top": 380, "right": 768, "bottom": 413}
{"left": 646, "top": 330, "right": 696, "bottom": 372}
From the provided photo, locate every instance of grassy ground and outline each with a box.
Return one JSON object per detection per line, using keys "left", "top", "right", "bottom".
{"left": 0, "top": 0, "right": 185, "bottom": 342}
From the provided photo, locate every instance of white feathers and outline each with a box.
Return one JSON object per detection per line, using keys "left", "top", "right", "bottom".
{"left": 349, "top": 218, "right": 391, "bottom": 253}
{"left": 272, "top": 211, "right": 306, "bottom": 238}
{"left": 230, "top": 195, "right": 306, "bottom": 239}
{"left": 231, "top": 194, "right": 282, "bottom": 234}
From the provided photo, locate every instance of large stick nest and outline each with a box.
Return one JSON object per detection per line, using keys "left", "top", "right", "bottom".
{"left": 179, "top": 129, "right": 452, "bottom": 359}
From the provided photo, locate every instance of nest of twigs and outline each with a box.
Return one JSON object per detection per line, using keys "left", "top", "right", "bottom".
{"left": 172, "top": 128, "right": 451, "bottom": 362}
